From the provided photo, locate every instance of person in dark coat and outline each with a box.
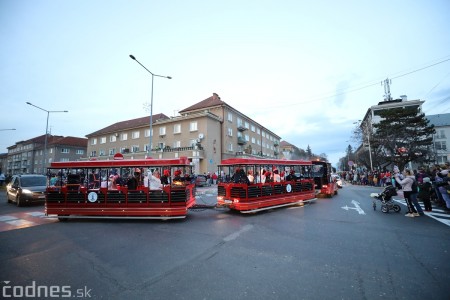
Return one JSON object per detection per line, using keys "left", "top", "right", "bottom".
{"left": 418, "top": 177, "right": 433, "bottom": 211}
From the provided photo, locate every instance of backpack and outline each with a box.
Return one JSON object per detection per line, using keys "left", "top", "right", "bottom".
{"left": 411, "top": 178, "right": 418, "bottom": 193}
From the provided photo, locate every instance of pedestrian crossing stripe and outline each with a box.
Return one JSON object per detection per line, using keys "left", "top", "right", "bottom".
{"left": 393, "top": 198, "right": 450, "bottom": 227}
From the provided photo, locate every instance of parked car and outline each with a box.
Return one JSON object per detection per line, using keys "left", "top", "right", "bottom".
{"left": 331, "top": 174, "right": 343, "bottom": 188}
{"left": 6, "top": 174, "right": 47, "bottom": 206}
{"left": 195, "top": 174, "right": 211, "bottom": 187}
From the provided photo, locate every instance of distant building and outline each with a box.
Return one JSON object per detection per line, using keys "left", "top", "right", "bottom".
{"left": 427, "top": 113, "right": 450, "bottom": 164}
{"left": 86, "top": 93, "right": 281, "bottom": 174}
{"left": 6, "top": 135, "right": 88, "bottom": 175}
{"left": 356, "top": 97, "right": 425, "bottom": 170}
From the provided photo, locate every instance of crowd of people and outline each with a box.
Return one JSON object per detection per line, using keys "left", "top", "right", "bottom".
{"left": 342, "top": 162, "right": 450, "bottom": 216}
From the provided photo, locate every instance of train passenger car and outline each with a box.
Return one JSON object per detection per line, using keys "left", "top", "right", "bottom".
{"left": 45, "top": 155, "right": 196, "bottom": 220}
{"left": 216, "top": 158, "right": 316, "bottom": 213}
{"left": 312, "top": 161, "right": 338, "bottom": 198}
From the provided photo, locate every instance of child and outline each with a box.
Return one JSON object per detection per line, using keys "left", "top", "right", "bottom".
{"left": 418, "top": 177, "right": 433, "bottom": 211}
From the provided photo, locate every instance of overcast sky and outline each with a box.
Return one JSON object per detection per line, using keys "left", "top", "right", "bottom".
{"left": 1, "top": 0, "right": 450, "bottom": 168}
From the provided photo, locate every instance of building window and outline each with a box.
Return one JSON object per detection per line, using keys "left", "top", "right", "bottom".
{"left": 437, "top": 155, "right": 448, "bottom": 164}
{"left": 228, "top": 143, "right": 233, "bottom": 152}
{"left": 145, "top": 129, "right": 150, "bottom": 137}
{"left": 91, "top": 138, "right": 97, "bottom": 145}
{"left": 257, "top": 128, "right": 260, "bottom": 134}
{"left": 227, "top": 112, "right": 233, "bottom": 122}
{"left": 60, "top": 158, "right": 69, "bottom": 162}
{"left": 132, "top": 131, "right": 140, "bottom": 139}
{"left": 90, "top": 151, "right": 96, "bottom": 157}
{"left": 173, "top": 141, "right": 181, "bottom": 148}
{"left": 435, "top": 141, "right": 447, "bottom": 150}
{"left": 159, "top": 127, "right": 166, "bottom": 136}
{"left": 190, "top": 139, "right": 197, "bottom": 147}
{"left": 245, "top": 134, "right": 249, "bottom": 141}
{"left": 109, "top": 148, "right": 116, "bottom": 155}
{"left": 190, "top": 121, "right": 198, "bottom": 132}
{"left": 244, "top": 121, "right": 249, "bottom": 129}
{"left": 251, "top": 137, "right": 256, "bottom": 144}
{"left": 174, "top": 124, "right": 181, "bottom": 134}
{"left": 100, "top": 137, "right": 106, "bottom": 144}
{"left": 227, "top": 128, "right": 233, "bottom": 136}
{"left": 257, "top": 140, "right": 261, "bottom": 145}
{"left": 131, "top": 145, "right": 139, "bottom": 153}
{"left": 99, "top": 149, "right": 105, "bottom": 156}
{"left": 251, "top": 125, "right": 255, "bottom": 132}
{"left": 76, "top": 149, "right": 84, "bottom": 155}
{"left": 237, "top": 118, "right": 243, "bottom": 127}
{"left": 121, "top": 133, "right": 128, "bottom": 141}
{"left": 61, "top": 148, "right": 69, "bottom": 153}
{"left": 436, "top": 130, "right": 446, "bottom": 139}
{"left": 262, "top": 131, "right": 266, "bottom": 138}
{"left": 110, "top": 135, "right": 117, "bottom": 142}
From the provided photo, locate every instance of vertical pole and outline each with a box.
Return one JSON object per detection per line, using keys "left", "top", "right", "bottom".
{"left": 149, "top": 74, "right": 154, "bottom": 156}
{"left": 44, "top": 111, "right": 49, "bottom": 174}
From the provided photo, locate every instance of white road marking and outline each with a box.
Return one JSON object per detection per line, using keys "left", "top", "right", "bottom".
{"left": 341, "top": 200, "right": 366, "bottom": 215}
{"left": 223, "top": 224, "right": 254, "bottom": 242}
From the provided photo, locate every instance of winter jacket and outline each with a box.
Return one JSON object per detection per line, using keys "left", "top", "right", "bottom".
{"left": 395, "top": 175, "right": 414, "bottom": 191}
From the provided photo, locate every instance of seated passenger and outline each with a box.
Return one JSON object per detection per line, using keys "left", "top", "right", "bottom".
{"left": 173, "top": 169, "right": 184, "bottom": 184}
{"left": 161, "top": 169, "right": 170, "bottom": 185}
{"left": 286, "top": 170, "right": 297, "bottom": 181}
{"left": 144, "top": 170, "right": 162, "bottom": 190}
{"left": 247, "top": 170, "right": 254, "bottom": 183}
{"left": 273, "top": 169, "right": 281, "bottom": 182}
{"left": 127, "top": 173, "right": 139, "bottom": 190}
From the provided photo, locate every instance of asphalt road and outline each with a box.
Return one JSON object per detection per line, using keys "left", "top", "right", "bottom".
{"left": 0, "top": 185, "right": 449, "bottom": 299}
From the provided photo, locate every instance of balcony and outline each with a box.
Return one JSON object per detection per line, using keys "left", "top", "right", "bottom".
{"left": 237, "top": 137, "right": 247, "bottom": 145}
{"left": 237, "top": 124, "right": 247, "bottom": 131}
{"left": 274, "top": 141, "right": 279, "bottom": 147}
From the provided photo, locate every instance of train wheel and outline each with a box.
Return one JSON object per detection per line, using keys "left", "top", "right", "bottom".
{"left": 58, "top": 215, "right": 69, "bottom": 222}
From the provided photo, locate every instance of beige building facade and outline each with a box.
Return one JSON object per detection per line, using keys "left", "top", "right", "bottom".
{"left": 86, "top": 93, "right": 281, "bottom": 175}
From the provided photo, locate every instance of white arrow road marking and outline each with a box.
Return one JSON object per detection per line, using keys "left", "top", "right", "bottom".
{"left": 341, "top": 200, "right": 366, "bottom": 215}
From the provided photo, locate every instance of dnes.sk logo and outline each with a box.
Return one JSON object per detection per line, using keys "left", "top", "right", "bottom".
{"left": 2, "top": 280, "right": 92, "bottom": 298}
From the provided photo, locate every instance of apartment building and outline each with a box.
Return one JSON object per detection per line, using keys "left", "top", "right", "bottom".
{"left": 86, "top": 93, "right": 281, "bottom": 174}
{"left": 427, "top": 113, "right": 450, "bottom": 164}
{"left": 6, "top": 135, "right": 88, "bottom": 175}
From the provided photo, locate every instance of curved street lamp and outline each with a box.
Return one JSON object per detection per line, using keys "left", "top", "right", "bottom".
{"left": 129, "top": 54, "right": 171, "bottom": 156}
{"left": 26, "top": 102, "right": 68, "bottom": 173}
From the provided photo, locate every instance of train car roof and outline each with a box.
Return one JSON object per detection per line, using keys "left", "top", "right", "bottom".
{"left": 219, "top": 158, "right": 312, "bottom": 166}
{"left": 49, "top": 157, "right": 191, "bottom": 168}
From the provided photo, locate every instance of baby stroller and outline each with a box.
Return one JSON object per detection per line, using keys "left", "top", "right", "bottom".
{"left": 370, "top": 184, "right": 401, "bottom": 213}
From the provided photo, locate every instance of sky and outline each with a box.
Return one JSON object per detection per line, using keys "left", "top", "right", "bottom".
{"left": 1, "top": 0, "right": 450, "bottom": 169}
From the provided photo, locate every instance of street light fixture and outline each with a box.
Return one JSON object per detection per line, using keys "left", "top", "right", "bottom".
{"left": 26, "top": 102, "right": 68, "bottom": 174}
{"left": 129, "top": 54, "right": 172, "bottom": 156}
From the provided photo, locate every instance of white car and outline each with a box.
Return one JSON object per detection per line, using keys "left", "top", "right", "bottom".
{"left": 331, "top": 174, "right": 343, "bottom": 188}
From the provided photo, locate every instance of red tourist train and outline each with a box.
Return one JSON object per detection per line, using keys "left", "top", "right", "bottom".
{"left": 44, "top": 156, "right": 336, "bottom": 220}
{"left": 216, "top": 158, "right": 317, "bottom": 213}
{"left": 45, "top": 156, "right": 195, "bottom": 220}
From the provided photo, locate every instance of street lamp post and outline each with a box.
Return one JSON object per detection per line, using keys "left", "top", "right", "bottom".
{"left": 355, "top": 120, "right": 373, "bottom": 171}
{"left": 26, "top": 102, "right": 68, "bottom": 174}
{"left": 129, "top": 54, "right": 172, "bottom": 157}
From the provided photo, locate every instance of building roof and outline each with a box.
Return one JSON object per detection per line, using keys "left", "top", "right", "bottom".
{"left": 427, "top": 113, "right": 450, "bottom": 126}
{"left": 86, "top": 114, "right": 170, "bottom": 137}
{"left": 179, "top": 93, "right": 225, "bottom": 113}
{"left": 7, "top": 134, "right": 87, "bottom": 150}
{"left": 280, "top": 140, "right": 295, "bottom": 148}
{"left": 49, "top": 136, "right": 88, "bottom": 147}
